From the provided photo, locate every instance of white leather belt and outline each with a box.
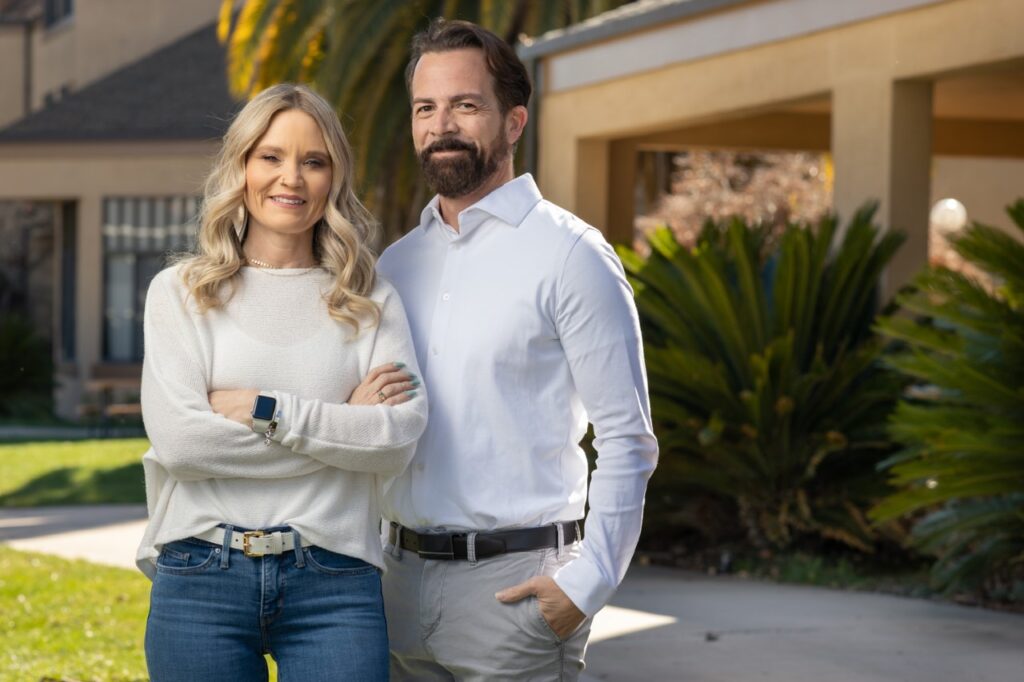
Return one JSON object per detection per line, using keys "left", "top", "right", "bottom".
{"left": 194, "top": 527, "right": 313, "bottom": 557}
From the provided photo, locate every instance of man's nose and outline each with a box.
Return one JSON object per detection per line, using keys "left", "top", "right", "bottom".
{"left": 433, "top": 107, "right": 458, "bottom": 135}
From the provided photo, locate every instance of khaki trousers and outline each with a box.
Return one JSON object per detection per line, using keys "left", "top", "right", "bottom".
{"left": 382, "top": 536, "right": 592, "bottom": 681}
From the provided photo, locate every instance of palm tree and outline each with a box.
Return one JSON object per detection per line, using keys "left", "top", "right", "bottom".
{"left": 218, "top": 0, "right": 632, "bottom": 244}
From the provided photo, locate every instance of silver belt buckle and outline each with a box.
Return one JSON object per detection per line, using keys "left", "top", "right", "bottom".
{"left": 243, "top": 530, "right": 266, "bottom": 557}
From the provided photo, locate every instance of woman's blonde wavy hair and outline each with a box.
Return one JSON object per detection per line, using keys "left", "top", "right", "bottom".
{"left": 180, "top": 83, "right": 380, "bottom": 331}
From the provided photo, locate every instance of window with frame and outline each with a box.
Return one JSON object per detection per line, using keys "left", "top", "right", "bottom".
{"left": 44, "top": 0, "right": 73, "bottom": 27}
{"left": 102, "top": 196, "right": 198, "bottom": 362}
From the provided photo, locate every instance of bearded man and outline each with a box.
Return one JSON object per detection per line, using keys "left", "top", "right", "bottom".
{"left": 376, "top": 18, "right": 659, "bottom": 681}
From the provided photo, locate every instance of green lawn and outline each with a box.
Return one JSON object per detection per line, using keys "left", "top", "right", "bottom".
{"left": 0, "top": 548, "right": 282, "bottom": 682}
{"left": 0, "top": 549, "right": 283, "bottom": 682}
{"left": 0, "top": 548, "right": 150, "bottom": 682}
{"left": 0, "top": 439, "right": 149, "bottom": 507}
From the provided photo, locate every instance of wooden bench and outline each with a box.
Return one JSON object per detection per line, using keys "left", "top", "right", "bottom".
{"left": 84, "top": 368, "right": 142, "bottom": 434}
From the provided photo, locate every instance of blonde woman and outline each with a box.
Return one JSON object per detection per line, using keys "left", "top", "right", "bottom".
{"left": 137, "top": 84, "right": 426, "bottom": 681}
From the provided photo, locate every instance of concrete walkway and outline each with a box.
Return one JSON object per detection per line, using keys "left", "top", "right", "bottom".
{"left": 3, "top": 506, "right": 1023, "bottom": 681}
{"left": 0, "top": 425, "right": 146, "bottom": 441}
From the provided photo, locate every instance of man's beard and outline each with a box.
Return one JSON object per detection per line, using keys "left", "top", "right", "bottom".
{"left": 419, "top": 134, "right": 509, "bottom": 198}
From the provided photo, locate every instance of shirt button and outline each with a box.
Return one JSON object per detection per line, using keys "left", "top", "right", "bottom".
{"left": 442, "top": 292, "right": 450, "bottom": 301}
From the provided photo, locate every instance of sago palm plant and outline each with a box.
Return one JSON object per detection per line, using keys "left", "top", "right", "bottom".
{"left": 618, "top": 207, "right": 905, "bottom": 551}
{"left": 872, "top": 201, "right": 1024, "bottom": 596}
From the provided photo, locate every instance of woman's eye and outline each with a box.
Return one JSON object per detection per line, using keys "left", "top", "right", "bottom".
{"left": 305, "top": 159, "right": 325, "bottom": 167}
{"left": 261, "top": 154, "right": 279, "bottom": 162}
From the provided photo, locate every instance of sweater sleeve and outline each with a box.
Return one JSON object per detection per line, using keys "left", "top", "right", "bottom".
{"left": 141, "top": 269, "right": 326, "bottom": 482}
{"left": 269, "top": 282, "right": 428, "bottom": 478}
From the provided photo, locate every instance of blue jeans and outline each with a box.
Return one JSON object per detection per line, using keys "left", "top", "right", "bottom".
{"left": 145, "top": 528, "right": 388, "bottom": 681}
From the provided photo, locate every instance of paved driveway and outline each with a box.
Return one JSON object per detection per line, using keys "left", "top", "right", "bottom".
{"left": 583, "top": 566, "right": 1024, "bottom": 682}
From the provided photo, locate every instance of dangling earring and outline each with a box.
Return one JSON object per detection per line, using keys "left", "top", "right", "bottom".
{"left": 235, "top": 204, "right": 248, "bottom": 242}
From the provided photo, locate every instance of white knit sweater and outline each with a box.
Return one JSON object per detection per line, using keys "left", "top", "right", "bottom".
{"left": 135, "top": 264, "right": 427, "bottom": 578}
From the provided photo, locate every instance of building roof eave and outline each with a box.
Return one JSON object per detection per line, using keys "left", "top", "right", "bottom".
{"left": 517, "top": 0, "right": 750, "bottom": 60}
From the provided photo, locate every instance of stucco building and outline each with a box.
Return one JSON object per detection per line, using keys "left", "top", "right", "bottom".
{"left": 0, "top": 0, "right": 230, "bottom": 418}
{"left": 1, "top": 0, "right": 1022, "bottom": 419}
{"left": 520, "top": 0, "right": 1024, "bottom": 290}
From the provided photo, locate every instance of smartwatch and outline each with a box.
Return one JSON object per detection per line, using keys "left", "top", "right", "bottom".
{"left": 251, "top": 393, "right": 280, "bottom": 444}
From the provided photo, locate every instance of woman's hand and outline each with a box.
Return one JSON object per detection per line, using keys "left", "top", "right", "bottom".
{"left": 349, "top": 362, "right": 420, "bottom": 406}
{"left": 208, "top": 389, "right": 260, "bottom": 425}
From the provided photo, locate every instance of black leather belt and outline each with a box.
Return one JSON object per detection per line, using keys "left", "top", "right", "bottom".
{"left": 388, "top": 521, "right": 580, "bottom": 561}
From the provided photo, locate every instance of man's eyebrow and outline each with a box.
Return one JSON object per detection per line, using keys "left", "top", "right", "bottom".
{"left": 447, "top": 93, "right": 485, "bottom": 102}
{"left": 412, "top": 93, "right": 486, "bottom": 105}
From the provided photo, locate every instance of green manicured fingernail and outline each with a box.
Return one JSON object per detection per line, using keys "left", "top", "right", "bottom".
{"left": 410, "top": 379, "right": 421, "bottom": 387}
{"left": 405, "top": 390, "right": 417, "bottom": 397}
{"left": 394, "top": 362, "right": 406, "bottom": 368}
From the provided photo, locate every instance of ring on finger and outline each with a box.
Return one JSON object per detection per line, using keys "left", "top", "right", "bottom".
{"left": 378, "top": 390, "right": 387, "bottom": 403}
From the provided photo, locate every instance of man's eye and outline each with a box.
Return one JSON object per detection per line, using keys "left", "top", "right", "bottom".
{"left": 456, "top": 102, "right": 476, "bottom": 111}
{"left": 415, "top": 106, "right": 433, "bottom": 115}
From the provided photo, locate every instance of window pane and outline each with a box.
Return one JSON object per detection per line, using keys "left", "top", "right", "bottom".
{"left": 102, "top": 196, "right": 197, "bottom": 361}
{"left": 134, "top": 255, "right": 165, "bottom": 360}
{"left": 104, "top": 254, "right": 135, "bottom": 361}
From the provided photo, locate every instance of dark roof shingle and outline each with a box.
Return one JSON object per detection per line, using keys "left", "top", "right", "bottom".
{"left": 0, "top": 22, "right": 241, "bottom": 142}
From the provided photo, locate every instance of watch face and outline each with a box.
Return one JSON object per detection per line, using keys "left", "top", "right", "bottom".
{"left": 252, "top": 395, "right": 277, "bottom": 421}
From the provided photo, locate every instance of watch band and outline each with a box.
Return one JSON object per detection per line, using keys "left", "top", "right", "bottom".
{"left": 261, "top": 410, "right": 281, "bottom": 446}
{"left": 251, "top": 393, "right": 280, "bottom": 445}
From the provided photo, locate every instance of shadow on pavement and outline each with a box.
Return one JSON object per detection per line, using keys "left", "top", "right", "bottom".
{"left": 0, "top": 504, "right": 148, "bottom": 541}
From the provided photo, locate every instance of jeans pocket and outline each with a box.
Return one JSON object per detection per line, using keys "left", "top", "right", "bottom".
{"left": 303, "top": 547, "right": 379, "bottom": 576}
{"left": 155, "top": 539, "right": 219, "bottom": 575}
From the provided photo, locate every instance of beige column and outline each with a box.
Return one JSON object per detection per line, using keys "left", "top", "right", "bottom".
{"left": 75, "top": 193, "right": 103, "bottom": 394}
{"left": 52, "top": 202, "right": 77, "bottom": 419}
{"left": 832, "top": 77, "right": 933, "bottom": 294}
{"left": 573, "top": 138, "right": 611, "bottom": 236}
{"left": 607, "top": 140, "right": 637, "bottom": 244}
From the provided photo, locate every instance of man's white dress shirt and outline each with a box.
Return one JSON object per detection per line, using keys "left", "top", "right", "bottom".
{"left": 377, "top": 174, "right": 658, "bottom": 616}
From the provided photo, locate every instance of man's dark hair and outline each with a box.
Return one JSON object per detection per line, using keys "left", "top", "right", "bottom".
{"left": 405, "top": 18, "right": 532, "bottom": 113}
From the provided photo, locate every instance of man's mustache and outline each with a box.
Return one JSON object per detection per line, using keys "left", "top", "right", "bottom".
{"left": 422, "top": 138, "right": 477, "bottom": 159}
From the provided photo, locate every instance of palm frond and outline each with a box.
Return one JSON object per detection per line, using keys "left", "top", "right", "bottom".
{"left": 622, "top": 207, "right": 903, "bottom": 552}
{"left": 874, "top": 200, "right": 1024, "bottom": 596}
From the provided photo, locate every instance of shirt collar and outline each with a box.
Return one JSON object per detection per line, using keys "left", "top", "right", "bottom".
{"left": 417, "top": 174, "right": 543, "bottom": 237}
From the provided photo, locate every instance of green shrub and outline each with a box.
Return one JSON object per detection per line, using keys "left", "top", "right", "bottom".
{"left": 872, "top": 201, "right": 1024, "bottom": 596}
{"left": 0, "top": 314, "right": 53, "bottom": 417}
{"left": 619, "top": 206, "right": 904, "bottom": 552}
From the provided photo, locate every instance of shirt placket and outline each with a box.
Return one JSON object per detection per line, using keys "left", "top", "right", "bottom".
{"left": 424, "top": 229, "right": 463, "bottom": 372}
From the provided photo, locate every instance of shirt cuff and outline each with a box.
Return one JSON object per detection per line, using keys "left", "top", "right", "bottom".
{"left": 552, "top": 554, "right": 617, "bottom": 617}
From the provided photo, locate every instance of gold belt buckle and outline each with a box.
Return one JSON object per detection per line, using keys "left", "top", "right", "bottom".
{"left": 243, "top": 530, "right": 265, "bottom": 557}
